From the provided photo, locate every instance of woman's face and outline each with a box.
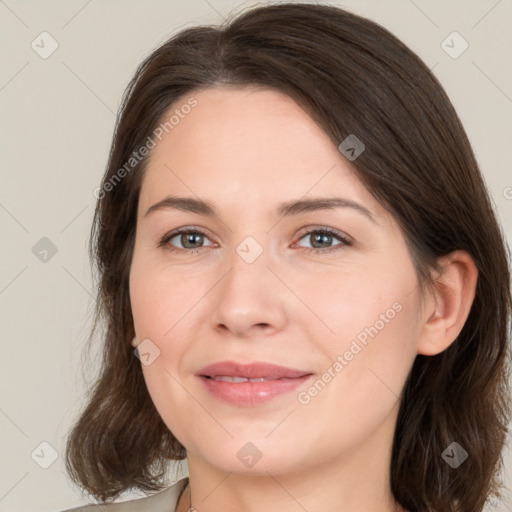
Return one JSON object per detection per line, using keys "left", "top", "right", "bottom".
{"left": 129, "top": 86, "right": 426, "bottom": 477}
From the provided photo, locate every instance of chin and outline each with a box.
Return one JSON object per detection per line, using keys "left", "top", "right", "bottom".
{"left": 188, "top": 435, "right": 312, "bottom": 477}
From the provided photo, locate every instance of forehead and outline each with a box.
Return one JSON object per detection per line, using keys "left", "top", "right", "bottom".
{"left": 138, "top": 86, "right": 377, "bottom": 217}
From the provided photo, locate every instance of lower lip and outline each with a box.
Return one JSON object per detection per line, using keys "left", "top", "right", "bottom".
{"left": 198, "top": 375, "right": 313, "bottom": 406}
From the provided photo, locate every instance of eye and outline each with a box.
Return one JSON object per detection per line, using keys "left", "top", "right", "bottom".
{"left": 158, "top": 227, "right": 215, "bottom": 254}
{"left": 294, "top": 227, "right": 352, "bottom": 254}
{"left": 158, "top": 226, "right": 352, "bottom": 255}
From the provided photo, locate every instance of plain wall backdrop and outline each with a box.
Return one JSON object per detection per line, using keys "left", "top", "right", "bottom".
{"left": 1, "top": 0, "right": 511, "bottom": 511}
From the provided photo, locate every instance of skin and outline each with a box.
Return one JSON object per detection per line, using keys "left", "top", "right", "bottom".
{"left": 129, "top": 86, "right": 478, "bottom": 512}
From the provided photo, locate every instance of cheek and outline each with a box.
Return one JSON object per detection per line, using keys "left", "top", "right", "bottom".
{"left": 311, "top": 259, "right": 420, "bottom": 408}
{"left": 129, "top": 255, "right": 192, "bottom": 340}
{"left": 305, "top": 264, "right": 412, "bottom": 345}
{"left": 314, "top": 286, "right": 419, "bottom": 422}
{"left": 130, "top": 276, "right": 192, "bottom": 409}
{"left": 297, "top": 303, "right": 418, "bottom": 459}
{"left": 130, "top": 262, "right": 193, "bottom": 440}
{"left": 129, "top": 257, "right": 199, "bottom": 393}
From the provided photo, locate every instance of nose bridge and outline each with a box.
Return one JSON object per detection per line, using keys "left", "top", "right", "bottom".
{"left": 208, "top": 233, "right": 285, "bottom": 335}
{"left": 219, "top": 212, "right": 272, "bottom": 277}
{"left": 224, "top": 233, "right": 272, "bottom": 301}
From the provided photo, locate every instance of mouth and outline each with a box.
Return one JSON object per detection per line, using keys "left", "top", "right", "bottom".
{"left": 204, "top": 375, "right": 289, "bottom": 382}
{"left": 196, "top": 361, "right": 314, "bottom": 407}
{"left": 196, "top": 360, "right": 311, "bottom": 379}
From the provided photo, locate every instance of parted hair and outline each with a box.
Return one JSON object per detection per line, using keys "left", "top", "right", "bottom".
{"left": 65, "top": 3, "right": 512, "bottom": 511}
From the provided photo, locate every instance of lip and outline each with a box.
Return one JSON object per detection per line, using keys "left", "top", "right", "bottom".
{"left": 197, "top": 361, "right": 311, "bottom": 379}
{"left": 196, "top": 361, "right": 314, "bottom": 407}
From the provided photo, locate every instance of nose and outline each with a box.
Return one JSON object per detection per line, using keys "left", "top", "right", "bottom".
{"left": 208, "top": 248, "right": 288, "bottom": 338}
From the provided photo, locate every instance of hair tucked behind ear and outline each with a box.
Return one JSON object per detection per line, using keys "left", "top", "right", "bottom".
{"left": 65, "top": 2, "right": 511, "bottom": 509}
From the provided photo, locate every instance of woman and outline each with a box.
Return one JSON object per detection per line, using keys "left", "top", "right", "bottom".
{"left": 62, "top": 3, "right": 511, "bottom": 512}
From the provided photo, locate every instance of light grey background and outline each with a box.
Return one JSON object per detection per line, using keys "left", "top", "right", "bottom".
{"left": 1, "top": 1, "right": 511, "bottom": 511}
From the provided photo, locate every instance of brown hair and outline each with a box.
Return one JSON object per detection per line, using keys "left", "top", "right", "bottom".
{"left": 65, "top": 3, "right": 512, "bottom": 510}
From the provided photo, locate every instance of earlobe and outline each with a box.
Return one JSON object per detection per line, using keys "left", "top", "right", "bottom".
{"left": 131, "top": 336, "right": 138, "bottom": 348}
{"left": 417, "top": 250, "right": 478, "bottom": 356}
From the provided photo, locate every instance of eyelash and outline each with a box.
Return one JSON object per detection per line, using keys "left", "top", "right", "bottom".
{"left": 157, "top": 226, "right": 352, "bottom": 255}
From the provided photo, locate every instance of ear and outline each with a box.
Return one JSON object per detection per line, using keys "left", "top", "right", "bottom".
{"left": 416, "top": 250, "right": 478, "bottom": 356}
{"left": 131, "top": 336, "right": 139, "bottom": 348}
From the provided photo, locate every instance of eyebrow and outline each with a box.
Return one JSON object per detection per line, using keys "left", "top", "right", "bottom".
{"left": 144, "top": 196, "right": 376, "bottom": 223}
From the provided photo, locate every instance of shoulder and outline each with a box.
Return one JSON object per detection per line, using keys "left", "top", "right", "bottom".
{"left": 59, "top": 477, "right": 189, "bottom": 512}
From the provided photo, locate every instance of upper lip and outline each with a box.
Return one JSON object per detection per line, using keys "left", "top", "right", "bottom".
{"left": 196, "top": 361, "right": 312, "bottom": 379}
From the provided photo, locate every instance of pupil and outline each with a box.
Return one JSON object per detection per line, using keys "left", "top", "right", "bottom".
{"left": 184, "top": 233, "right": 202, "bottom": 248}
{"left": 313, "top": 233, "right": 331, "bottom": 248}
